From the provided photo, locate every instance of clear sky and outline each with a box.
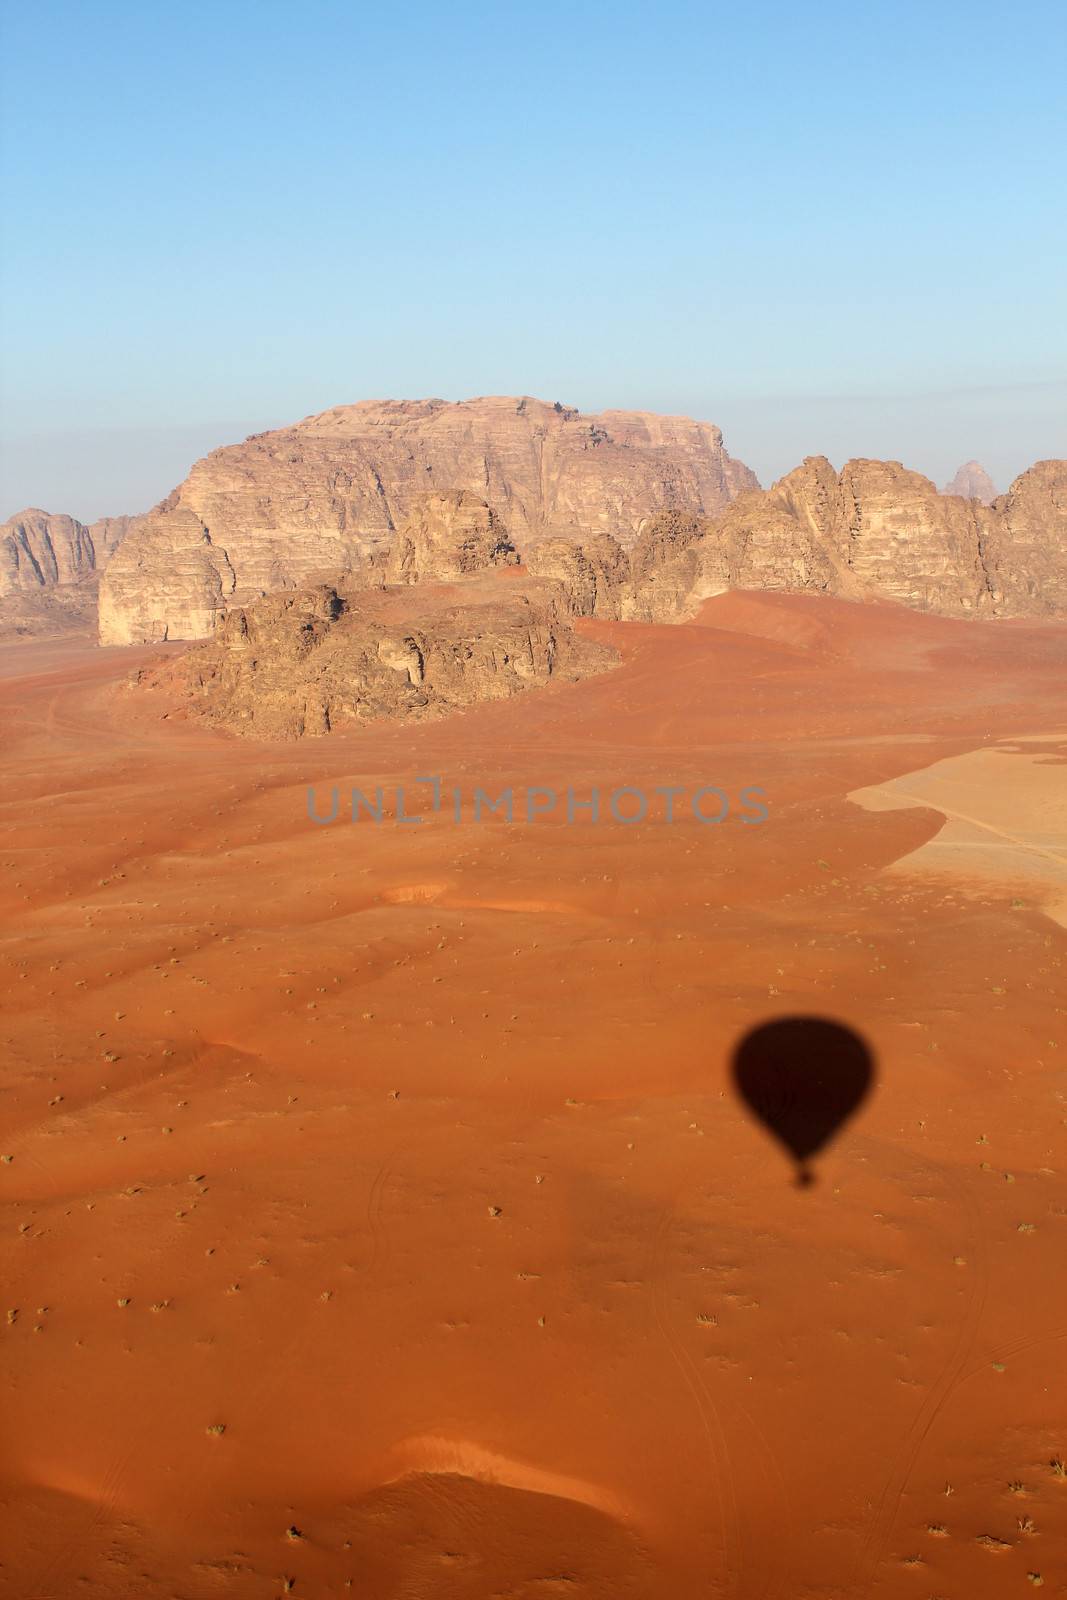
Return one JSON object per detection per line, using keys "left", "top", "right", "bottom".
{"left": 1, "top": 0, "right": 1064, "bottom": 520}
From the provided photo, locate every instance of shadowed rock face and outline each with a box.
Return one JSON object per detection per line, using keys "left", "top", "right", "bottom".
{"left": 942, "top": 460, "right": 998, "bottom": 504}
{"left": 98, "top": 396, "right": 758, "bottom": 643}
{"left": 141, "top": 575, "right": 617, "bottom": 740}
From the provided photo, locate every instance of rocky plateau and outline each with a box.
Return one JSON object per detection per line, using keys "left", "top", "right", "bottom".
{"left": 5, "top": 402, "right": 1065, "bottom": 738}
{"left": 98, "top": 397, "right": 757, "bottom": 645}
{"left": 141, "top": 573, "right": 615, "bottom": 740}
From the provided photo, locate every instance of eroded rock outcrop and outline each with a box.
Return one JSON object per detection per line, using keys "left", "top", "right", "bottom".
{"left": 984, "top": 460, "right": 1067, "bottom": 615}
{"left": 523, "top": 533, "right": 630, "bottom": 619}
{"left": 97, "top": 505, "right": 237, "bottom": 644}
{"left": 0, "top": 507, "right": 134, "bottom": 637}
{"left": 141, "top": 575, "right": 616, "bottom": 739}
{"left": 0, "top": 509, "right": 97, "bottom": 593}
{"left": 92, "top": 393, "right": 1067, "bottom": 652}
{"left": 621, "top": 457, "right": 1067, "bottom": 622}
{"left": 381, "top": 491, "right": 519, "bottom": 585}
{"left": 99, "top": 396, "right": 758, "bottom": 643}
{"left": 131, "top": 451, "right": 1067, "bottom": 739}
{"left": 532, "top": 456, "right": 1067, "bottom": 625}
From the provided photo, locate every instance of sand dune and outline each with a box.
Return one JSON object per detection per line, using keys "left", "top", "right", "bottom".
{"left": 2, "top": 594, "right": 1066, "bottom": 1597}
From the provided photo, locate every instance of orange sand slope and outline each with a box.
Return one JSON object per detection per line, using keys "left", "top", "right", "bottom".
{"left": 1, "top": 592, "right": 1066, "bottom": 1599}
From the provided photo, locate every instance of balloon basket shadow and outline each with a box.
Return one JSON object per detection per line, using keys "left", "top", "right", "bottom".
{"left": 794, "top": 1165, "right": 815, "bottom": 1189}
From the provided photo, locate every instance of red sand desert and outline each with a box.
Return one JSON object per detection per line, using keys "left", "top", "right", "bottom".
{"left": 1, "top": 591, "right": 1066, "bottom": 1598}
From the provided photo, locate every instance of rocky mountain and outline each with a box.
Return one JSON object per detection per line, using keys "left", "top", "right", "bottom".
{"left": 983, "top": 458, "right": 1067, "bottom": 615}
{"left": 0, "top": 507, "right": 134, "bottom": 637}
{"left": 601, "top": 456, "right": 1067, "bottom": 623}
{"left": 140, "top": 575, "right": 616, "bottom": 740}
{"left": 942, "top": 460, "right": 998, "bottom": 504}
{"left": 137, "top": 453, "right": 1067, "bottom": 739}
{"left": 99, "top": 397, "right": 758, "bottom": 644}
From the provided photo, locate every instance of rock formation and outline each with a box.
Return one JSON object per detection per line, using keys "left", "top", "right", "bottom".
{"left": 942, "top": 460, "right": 998, "bottom": 504}
{"left": 0, "top": 507, "right": 133, "bottom": 637}
{"left": 983, "top": 459, "right": 1067, "bottom": 615}
{"left": 523, "top": 533, "right": 630, "bottom": 619}
{"left": 0, "top": 388, "right": 1051, "bottom": 661}
{"left": 379, "top": 491, "right": 519, "bottom": 585}
{"left": 140, "top": 574, "right": 616, "bottom": 739}
{"left": 97, "top": 504, "right": 238, "bottom": 645}
{"left": 130, "top": 449, "right": 1067, "bottom": 738}
{"left": 2, "top": 509, "right": 94, "bottom": 593}
{"left": 99, "top": 396, "right": 758, "bottom": 643}
{"left": 613, "top": 457, "right": 1067, "bottom": 623}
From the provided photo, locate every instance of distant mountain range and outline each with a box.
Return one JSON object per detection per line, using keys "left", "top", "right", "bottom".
{"left": 1, "top": 399, "right": 1063, "bottom": 651}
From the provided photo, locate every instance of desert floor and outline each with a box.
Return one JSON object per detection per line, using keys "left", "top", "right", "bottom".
{"left": 1, "top": 591, "right": 1066, "bottom": 1599}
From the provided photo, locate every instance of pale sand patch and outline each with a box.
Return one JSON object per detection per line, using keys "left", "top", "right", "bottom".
{"left": 849, "top": 736, "right": 1067, "bottom": 928}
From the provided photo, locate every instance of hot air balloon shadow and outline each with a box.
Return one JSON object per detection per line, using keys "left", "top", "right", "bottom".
{"left": 731, "top": 1016, "right": 875, "bottom": 1187}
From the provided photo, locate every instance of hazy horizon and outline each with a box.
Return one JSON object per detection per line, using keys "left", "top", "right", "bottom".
{"left": 2, "top": 378, "right": 1065, "bottom": 524}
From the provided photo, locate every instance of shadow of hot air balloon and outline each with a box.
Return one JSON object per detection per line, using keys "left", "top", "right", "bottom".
{"left": 731, "top": 1016, "right": 875, "bottom": 1187}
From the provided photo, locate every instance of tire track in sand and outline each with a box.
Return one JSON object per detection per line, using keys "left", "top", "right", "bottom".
{"left": 857, "top": 1158, "right": 988, "bottom": 1582}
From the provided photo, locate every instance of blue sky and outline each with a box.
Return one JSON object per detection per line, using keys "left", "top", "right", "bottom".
{"left": 1, "top": 0, "right": 1064, "bottom": 519}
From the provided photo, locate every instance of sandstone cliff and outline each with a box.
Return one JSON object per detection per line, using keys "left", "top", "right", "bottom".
{"left": 984, "top": 460, "right": 1067, "bottom": 615}
{"left": 141, "top": 574, "right": 615, "bottom": 739}
{"left": 0, "top": 507, "right": 134, "bottom": 637}
{"left": 70, "top": 388, "right": 1067, "bottom": 650}
{"left": 379, "top": 491, "right": 519, "bottom": 585}
{"left": 99, "top": 396, "right": 758, "bottom": 644}
{"left": 611, "top": 457, "right": 1067, "bottom": 623}
{"left": 97, "top": 505, "right": 238, "bottom": 644}
{"left": 2, "top": 509, "right": 96, "bottom": 593}
{"left": 942, "top": 461, "right": 998, "bottom": 504}
{"left": 0, "top": 507, "right": 133, "bottom": 593}
{"left": 133, "top": 454, "right": 1067, "bottom": 740}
